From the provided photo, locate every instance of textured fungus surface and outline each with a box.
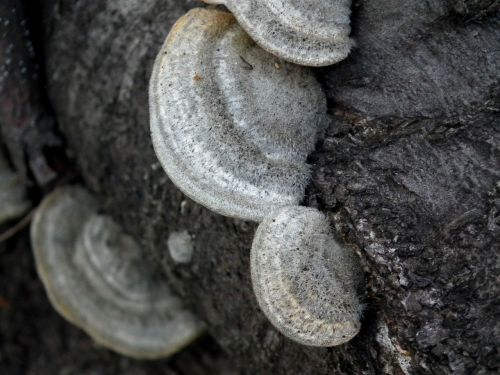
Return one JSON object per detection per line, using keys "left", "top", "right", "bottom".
{"left": 149, "top": 8, "right": 328, "bottom": 222}
{"left": 0, "top": 148, "right": 30, "bottom": 224}
{"left": 205, "top": 0, "right": 353, "bottom": 66}
{"left": 31, "top": 186, "right": 203, "bottom": 359}
{"left": 251, "top": 206, "right": 363, "bottom": 346}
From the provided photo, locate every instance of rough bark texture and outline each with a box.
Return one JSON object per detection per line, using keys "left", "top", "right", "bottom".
{"left": 0, "top": 0, "right": 68, "bottom": 187}
{"left": 2, "top": 0, "right": 498, "bottom": 374}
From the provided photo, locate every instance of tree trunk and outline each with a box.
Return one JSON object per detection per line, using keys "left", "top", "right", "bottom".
{"left": 2, "top": 0, "right": 499, "bottom": 374}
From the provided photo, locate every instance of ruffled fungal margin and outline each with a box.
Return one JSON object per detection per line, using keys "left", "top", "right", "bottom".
{"left": 0, "top": 149, "right": 30, "bottom": 225}
{"left": 251, "top": 206, "right": 364, "bottom": 346}
{"left": 203, "top": 0, "right": 353, "bottom": 66}
{"left": 149, "top": 7, "right": 328, "bottom": 223}
{"left": 30, "top": 186, "right": 204, "bottom": 359}
{"left": 168, "top": 230, "right": 194, "bottom": 264}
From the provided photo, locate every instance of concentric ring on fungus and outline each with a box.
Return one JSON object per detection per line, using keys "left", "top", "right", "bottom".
{"left": 149, "top": 8, "right": 328, "bottom": 222}
{"left": 251, "top": 206, "right": 364, "bottom": 346}
{"left": 203, "top": 0, "right": 353, "bottom": 66}
{"left": 31, "top": 186, "right": 203, "bottom": 359}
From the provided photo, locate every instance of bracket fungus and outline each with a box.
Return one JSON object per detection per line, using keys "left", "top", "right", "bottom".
{"left": 251, "top": 206, "right": 364, "bottom": 346}
{"left": 31, "top": 186, "right": 203, "bottom": 359}
{"left": 0, "top": 149, "right": 30, "bottom": 225}
{"left": 150, "top": 8, "right": 328, "bottom": 222}
{"left": 203, "top": 0, "right": 353, "bottom": 66}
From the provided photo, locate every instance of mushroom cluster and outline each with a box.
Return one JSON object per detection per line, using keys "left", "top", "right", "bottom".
{"left": 2, "top": 0, "right": 361, "bottom": 361}
{"left": 31, "top": 186, "right": 203, "bottom": 359}
{"left": 0, "top": 148, "right": 30, "bottom": 225}
{"left": 149, "top": 5, "right": 364, "bottom": 348}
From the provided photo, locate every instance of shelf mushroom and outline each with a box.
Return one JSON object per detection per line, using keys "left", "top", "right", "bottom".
{"left": 203, "top": 0, "right": 353, "bottom": 66}
{"left": 251, "top": 206, "right": 364, "bottom": 346}
{"left": 0, "top": 149, "right": 30, "bottom": 225}
{"left": 30, "top": 186, "right": 204, "bottom": 359}
{"left": 150, "top": 8, "right": 328, "bottom": 222}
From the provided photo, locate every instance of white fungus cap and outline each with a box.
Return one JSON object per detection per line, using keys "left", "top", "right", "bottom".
{"left": 30, "top": 186, "right": 204, "bottom": 359}
{"left": 204, "top": 0, "right": 353, "bottom": 66}
{"left": 149, "top": 8, "right": 328, "bottom": 222}
{"left": 251, "top": 206, "right": 364, "bottom": 346}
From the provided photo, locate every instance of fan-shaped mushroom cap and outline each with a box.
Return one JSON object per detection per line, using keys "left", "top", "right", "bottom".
{"left": 150, "top": 8, "right": 328, "bottom": 222}
{"left": 203, "top": 0, "right": 353, "bottom": 66}
{"left": 251, "top": 206, "right": 363, "bottom": 346}
{"left": 31, "top": 186, "right": 203, "bottom": 359}
{"left": 0, "top": 150, "right": 30, "bottom": 224}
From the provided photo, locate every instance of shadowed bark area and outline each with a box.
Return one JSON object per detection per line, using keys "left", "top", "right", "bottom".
{"left": 0, "top": 0, "right": 67, "bottom": 187}
{"left": 3, "top": 0, "right": 496, "bottom": 373}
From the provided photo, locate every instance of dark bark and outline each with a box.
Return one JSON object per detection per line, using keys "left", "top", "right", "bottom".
{"left": 1, "top": 0, "right": 498, "bottom": 374}
{"left": 0, "top": 0, "right": 68, "bottom": 187}
{"left": 449, "top": 0, "right": 500, "bottom": 18}
{"left": 313, "top": 5, "right": 500, "bottom": 371}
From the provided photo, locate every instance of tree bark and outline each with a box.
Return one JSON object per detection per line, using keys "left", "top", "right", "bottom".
{"left": 5, "top": 0, "right": 499, "bottom": 374}
{"left": 0, "top": 0, "right": 68, "bottom": 188}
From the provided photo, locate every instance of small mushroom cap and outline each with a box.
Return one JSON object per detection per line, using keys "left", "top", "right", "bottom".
{"left": 251, "top": 206, "right": 363, "bottom": 346}
{"left": 204, "top": 0, "right": 353, "bottom": 66}
{"left": 31, "top": 186, "right": 203, "bottom": 359}
{"left": 168, "top": 230, "right": 194, "bottom": 264}
{"left": 0, "top": 151, "right": 30, "bottom": 224}
{"left": 150, "top": 8, "right": 328, "bottom": 222}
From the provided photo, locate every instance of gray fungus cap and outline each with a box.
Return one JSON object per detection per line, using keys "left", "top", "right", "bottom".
{"left": 251, "top": 206, "right": 364, "bottom": 346}
{"left": 149, "top": 8, "right": 328, "bottom": 222}
{"left": 30, "top": 186, "right": 203, "bottom": 359}
{"left": 204, "top": 0, "right": 353, "bottom": 66}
